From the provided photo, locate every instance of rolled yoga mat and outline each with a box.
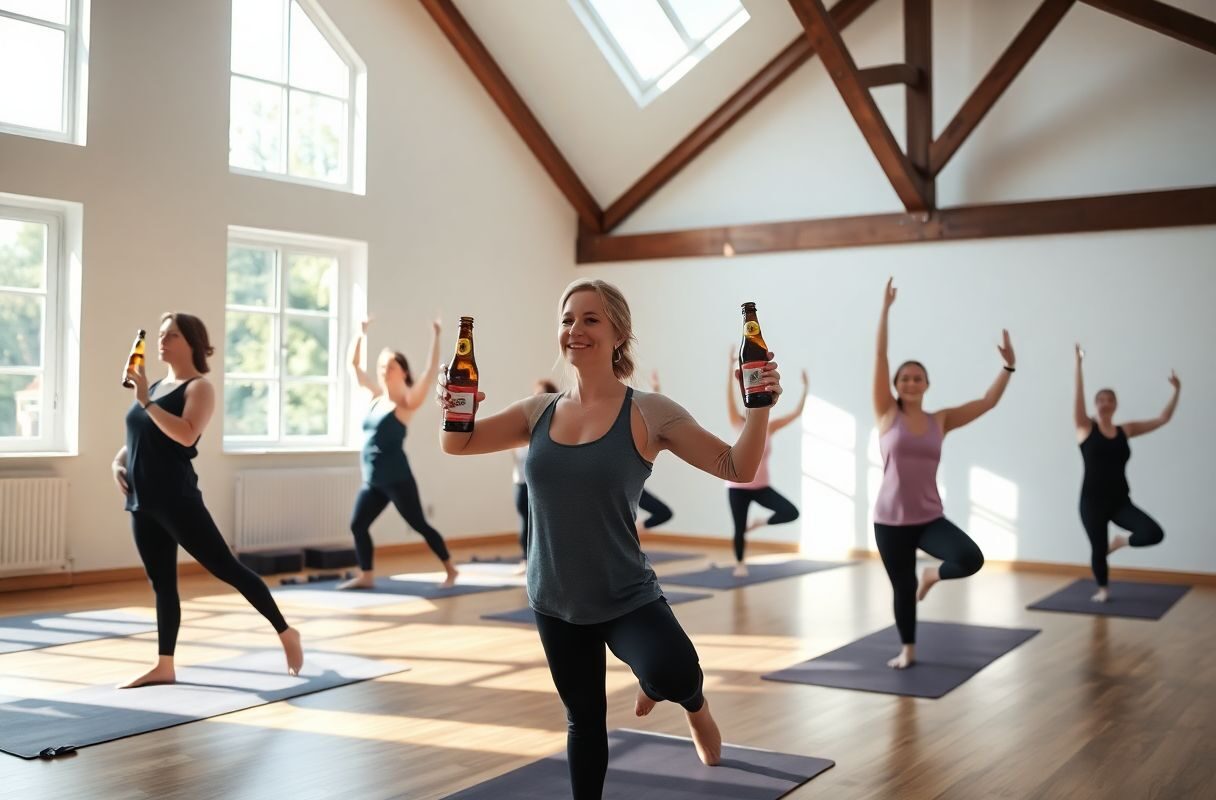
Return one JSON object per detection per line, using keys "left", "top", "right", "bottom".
{"left": 481, "top": 591, "right": 713, "bottom": 625}
{"left": 762, "top": 621, "right": 1040, "bottom": 699}
{"left": 0, "top": 649, "right": 407, "bottom": 759}
{"left": 1027, "top": 579, "right": 1190, "bottom": 620}
{"left": 441, "top": 728, "right": 834, "bottom": 799}
{"left": 660, "top": 560, "right": 852, "bottom": 590}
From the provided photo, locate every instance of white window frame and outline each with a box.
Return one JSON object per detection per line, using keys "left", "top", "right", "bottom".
{"left": 0, "top": 193, "right": 83, "bottom": 456}
{"left": 569, "top": 0, "right": 748, "bottom": 107}
{"left": 223, "top": 225, "right": 366, "bottom": 453}
{"left": 0, "top": 0, "right": 90, "bottom": 145}
{"left": 228, "top": 0, "right": 367, "bottom": 195}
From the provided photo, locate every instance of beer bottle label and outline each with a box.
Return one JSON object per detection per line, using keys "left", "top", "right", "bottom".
{"left": 741, "top": 361, "right": 769, "bottom": 396}
{"left": 455, "top": 338, "right": 472, "bottom": 356}
{"left": 744, "top": 321, "right": 760, "bottom": 337}
{"left": 445, "top": 387, "right": 477, "bottom": 423}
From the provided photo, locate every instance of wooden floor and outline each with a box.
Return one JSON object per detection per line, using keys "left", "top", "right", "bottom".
{"left": 2, "top": 542, "right": 1213, "bottom": 799}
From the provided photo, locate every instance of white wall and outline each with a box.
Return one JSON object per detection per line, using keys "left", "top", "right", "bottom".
{"left": 2, "top": 0, "right": 1213, "bottom": 576}
{"left": 0, "top": 0, "right": 576, "bottom": 572}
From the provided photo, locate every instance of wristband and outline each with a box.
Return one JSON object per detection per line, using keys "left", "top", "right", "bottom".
{"left": 1003, "top": 366, "right": 1016, "bottom": 373}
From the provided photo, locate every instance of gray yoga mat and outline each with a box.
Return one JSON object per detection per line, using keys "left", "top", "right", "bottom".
{"left": 661, "top": 560, "right": 852, "bottom": 590}
{"left": 762, "top": 621, "right": 1040, "bottom": 699}
{"left": 0, "top": 609, "right": 158, "bottom": 654}
{"left": 0, "top": 649, "right": 407, "bottom": 759}
{"left": 442, "top": 728, "right": 834, "bottom": 799}
{"left": 1027, "top": 579, "right": 1190, "bottom": 620}
{"left": 481, "top": 591, "right": 714, "bottom": 625}
{"left": 465, "top": 550, "right": 702, "bottom": 566}
{"left": 274, "top": 576, "right": 518, "bottom": 607}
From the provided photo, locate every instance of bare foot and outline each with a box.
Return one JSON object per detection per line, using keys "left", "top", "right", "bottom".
{"left": 732, "top": 562, "right": 749, "bottom": 578}
{"left": 635, "top": 685, "right": 657, "bottom": 717}
{"left": 1091, "top": 587, "right": 1110, "bottom": 603}
{"left": 745, "top": 518, "right": 765, "bottom": 533}
{"left": 512, "top": 560, "right": 527, "bottom": 576}
{"left": 887, "top": 645, "right": 915, "bottom": 670}
{"left": 337, "top": 570, "right": 375, "bottom": 590}
{"left": 119, "top": 657, "right": 176, "bottom": 688}
{"left": 1108, "top": 535, "right": 1129, "bottom": 555}
{"left": 280, "top": 627, "right": 304, "bottom": 676}
{"left": 916, "top": 566, "right": 940, "bottom": 602}
{"left": 685, "top": 699, "right": 722, "bottom": 766}
{"left": 440, "top": 562, "right": 459, "bottom": 589}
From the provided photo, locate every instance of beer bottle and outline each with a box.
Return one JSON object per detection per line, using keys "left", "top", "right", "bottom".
{"left": 738, "top": 302, "right": 772, "bottom": 408}
{"left": 443, "top": 316, "right": 479, "bottom": 432}
{"left": 121, "top": 329, "right": 146, "bottom": 388}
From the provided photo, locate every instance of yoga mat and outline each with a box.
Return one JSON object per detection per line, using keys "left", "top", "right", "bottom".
{"left": 0, "top": 609, "right": 158, "bottom": 655}
{"left": 442, "top": 728, "right": 834, "bottom": 799}
{"left": 463, "top": 550, "right": 702, "bottom": 566}
{"left": 0, "top": 649, "right": 407, "bottom": 758}
{"left": 1027, "top": 579, "right": 1190, "bottom": 620}
{"left": 762, "top": 621, "right": 1040, "bottom": 699}
{"left": 661, "top": 560, "right": 852, "bottom": 590}
{"left": 481, "top": 591, "right": 713, "bottom": 625}
{"left": 273, "top": 573, "right": 522, "bottom": 609}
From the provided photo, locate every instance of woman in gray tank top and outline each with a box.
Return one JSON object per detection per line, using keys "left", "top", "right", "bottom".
{"left": 438, "top": 279, "right": 783, "bottom": 799}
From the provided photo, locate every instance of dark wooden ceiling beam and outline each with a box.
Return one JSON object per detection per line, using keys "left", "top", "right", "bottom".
{"left": 418, "top": 0, "right": 604, "bottom": 231}
{"left": 788, "top": 0, "right": 931, "bottom": 211}
{"left": 857, "top": 63, "right": 923, "bottom": 88}
{"left": 576, "top": 186, "right": 1216, "bottom": 263}
{"left": 904, "top": 0, "right": 934, "bottom": 208}
{"left": 929, "top": 0, "right": 1076, "bottom": 178}
{"left": 1081, "top": 0, "right": 1216, "bottom": 54}
{"left": 602, "top": 0, "right": 881, "bottom": 233}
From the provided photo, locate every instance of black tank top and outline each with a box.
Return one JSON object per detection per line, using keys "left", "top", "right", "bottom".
{"left": 124, "top": 378, "right": 202, "bottom": 511}
{"left": 1079, "top": 421, "right": 1130, "bottom": 507}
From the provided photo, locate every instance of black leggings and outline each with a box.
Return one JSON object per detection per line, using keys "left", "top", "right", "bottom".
{"left": 350, "top": 477, "right": 450, "bottom": 570}
{"left": 874, "top": 517, "right": 984, "bottom": 645}
{"left": 131, "top": 502, "right": 289, "bottom": 656}
{"left": 638, "top": 489, "right": 673, "bottom": 529}
{"left": 1080, "top": 500, "right": 1165, "bottom": 587}
{"left": 535, "top": 598, "right": 704, "bottom": 800}
{"left": 728, "top": 487, "right": 799, "bottom": 562}
{"left": 515, "top": 482, "right": 529, "bottom": 557}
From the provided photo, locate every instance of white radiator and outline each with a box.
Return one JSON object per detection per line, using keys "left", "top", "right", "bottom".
{"left": 0, "top": 477, "right": 69, "bottom": 576}
{"left": 234, "top": 467, "right": 362, "bottom": 551}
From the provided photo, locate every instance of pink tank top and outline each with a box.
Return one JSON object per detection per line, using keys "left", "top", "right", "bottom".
{"left": 726, "top": 426, "right": 771, "bottom": 490}
{"left": 873, "top": 412, "right": 944, "bottom": 525}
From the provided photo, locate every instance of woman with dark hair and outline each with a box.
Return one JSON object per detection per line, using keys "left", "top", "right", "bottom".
{"left": 724, "top": 356, "right": 808, "bottom": 577}
{"left": 112, "top": 313, "right": 303, "bottom": 688}
{"left": 438, "top": 279, "right": 783, "bottom": 798}
{"left": 872, "top": 279, "right": 1014, "bottom": 669}
{"left": 340, "top": 318, "right": 456, "bottom": 590}
{"left": 1074, "top": 344, "right": 1178, "bottom": 602}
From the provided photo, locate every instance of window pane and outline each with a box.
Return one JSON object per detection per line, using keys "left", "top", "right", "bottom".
{"left": 289, "top": 1, "right": 348, "bottom": 98}
{"left": 666, "top": 0, "right": 742, "bottom": 41}
{"left": 284, "top": 315, "right": 329, "bottom": 377}
{"left": 0, "top": 373, "right": 41, "bottom": 438}
{"left": 287, "top": 91, "right": 345, "bottom": 182}
{"left": 225, "top": 311, "right": 274, "bottom": 376}
{"left": 231, "top": 0, "right": 285, "bottom": 82}
{"left": 587, "top": 0, "right": 686, "bottom": 82}
{"left": 0, "top": 293, "right": 43, "bottom": 367}
{"left": 229, "top": 76, "right": 285, "bottom": 173}
{"left": 226, "top": 244, "right": 275, "bottom": 307}
{"left": 0, "top": 219, "right": 47, "bottom": 290}
{"left": 286, "top": 253, "right": 335, "bottom": 311}
{"left": 284, "top": 382, "right": 328, "bottom": 436}
{"left": 0, "top": 17, "right": 65, "bottom": 132}
{"left": 0, "top": 0, "right": 66, "bottom": 25}
{"left": 225, "top": 380, "right": 272, "bottom": 436}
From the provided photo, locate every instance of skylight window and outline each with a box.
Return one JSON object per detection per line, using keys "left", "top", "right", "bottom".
{"left": 571, "top": 0, "right": 749, "bottom": 106}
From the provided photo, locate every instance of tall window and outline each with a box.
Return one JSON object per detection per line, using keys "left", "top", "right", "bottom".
{"left": 0, "top": 197, "right": 78, "bottom": 454}
{"left": 0, "top": 0, "right": 89, "bottom": 143}
{"left": 570, "top": 0, "right": 748, "bottom": 106}
{"left": 229, "top": 0, "right": 366, "bottom": 192}
{"left": 224, "top": 227, "right": 364, "bottom": 451}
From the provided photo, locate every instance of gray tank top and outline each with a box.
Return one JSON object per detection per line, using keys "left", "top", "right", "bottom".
{"left": 524, "top": 387, "right": 662, "bottom": 624}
